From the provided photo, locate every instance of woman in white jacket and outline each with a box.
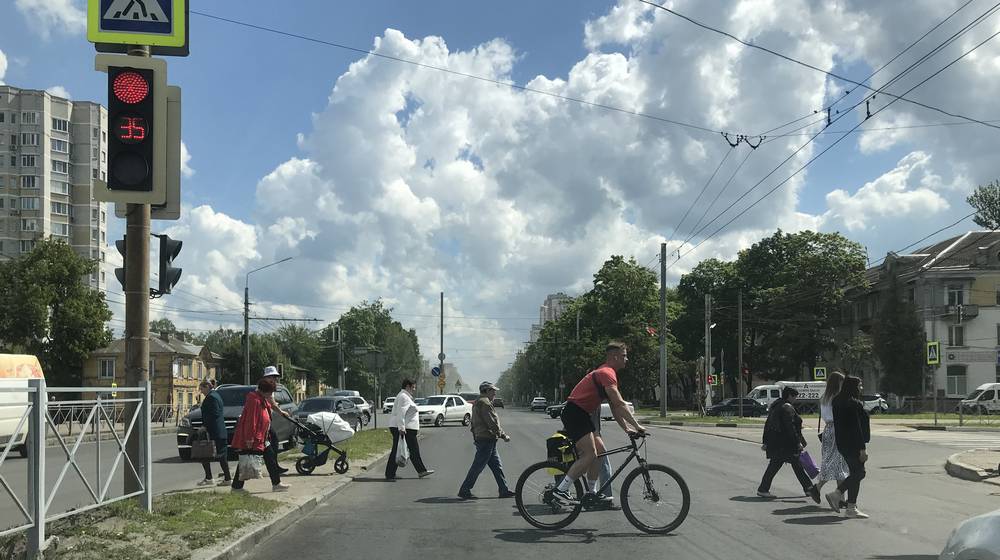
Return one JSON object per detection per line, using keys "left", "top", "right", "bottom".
{"left": 385, "top": 379, "right": 434, "bottom": 480}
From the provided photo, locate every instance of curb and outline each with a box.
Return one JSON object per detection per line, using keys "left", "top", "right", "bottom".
{"left": 192, "top": 447, "right": 394, "bottom": 560}
{"left": 913, "top": 425, "right": 948, "bottom": 431}
{"left": 945, "top": 451, "right": 993, "bottom": 482}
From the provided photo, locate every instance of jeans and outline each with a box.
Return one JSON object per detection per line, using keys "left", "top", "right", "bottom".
{"left": 459, "top": 439, "right": 510, "bottom": 495}
{"left": 386, "top": 427, "right": 428, "bottom": 478}
{"left": 758, "top": 456, "right": 814, "bottom": 493}
{"left": 201, "top": 439, "right": 231, "bottom": 480}
{"left": 836, "top": 449, "right": 866, "bottom": 503}
{"left": 231, "top": 448, "right": 281, "bottom": 488}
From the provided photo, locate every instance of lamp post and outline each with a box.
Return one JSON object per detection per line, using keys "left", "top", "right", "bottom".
{"left": 243, "top": 257, "right": 293, "bottom": 385}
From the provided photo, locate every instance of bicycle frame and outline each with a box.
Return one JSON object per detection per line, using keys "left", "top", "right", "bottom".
{"left": 584, "top": 436, "right": 647, "bottom": 498}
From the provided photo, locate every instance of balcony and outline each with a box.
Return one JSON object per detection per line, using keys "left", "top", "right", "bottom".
{"left": 936, "top": 304, "right": 979, "bottom": 320}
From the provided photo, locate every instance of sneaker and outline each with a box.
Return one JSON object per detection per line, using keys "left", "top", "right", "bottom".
{"left": 196, "top": 478, "right": 215, "bottom": 487}
{"left": 551, "top": 487, "right": 579, "bottom": 506}
{"left": 272, "top": 482, "right": 290, "bottom": 492}
{"left": 217, "top": 479, "right": 232, "bottom": 487}
{"left": 458, "top": 491, "right": 477, "bottom": 500}
{"left": 825, "top": 489, "right": 843, "bottom": 513}
{"left": 498, "top": 490, "right": 516, "bottom": 499}
{"left": 807, "top": 485, "right": 821, "bottom": 504}
{"left": 418, "top": 470, "right": 435, "bottom": 478}
{"left": 277, "top": 466, "right": 290, "bottom": 475}
{"left": 756, "top": 490, "right": 777, "bottom": 499}
{"left": 845, "top": 505, "right": 869, "bottom": 519}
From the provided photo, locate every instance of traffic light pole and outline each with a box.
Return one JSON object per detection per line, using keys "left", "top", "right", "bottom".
{"left": 659, "top": 242, "right": 668, "bottom": 418}
{"left": 123, "top": 43, "right": 152, "bottom": 499}
{"left": 738, "top": 289, "right": 744, "bottom": 419}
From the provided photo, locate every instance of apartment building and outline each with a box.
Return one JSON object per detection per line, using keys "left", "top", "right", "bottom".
{"left": 0, "top": 85, "right": 109, "bottom": 290}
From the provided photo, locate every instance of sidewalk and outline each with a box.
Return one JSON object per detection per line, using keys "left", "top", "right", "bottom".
{"left": 945, "top": 449, "right": 1000, "bottom": 485}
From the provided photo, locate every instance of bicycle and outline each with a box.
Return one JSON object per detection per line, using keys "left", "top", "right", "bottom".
{"left": 514, "top": 432, "right": 690, "bottom": 534}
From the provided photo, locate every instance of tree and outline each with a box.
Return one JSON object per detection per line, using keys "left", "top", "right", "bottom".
{"left": 839, "top": 331, "right": 874, "bottom": 379}
{"left": 150, "top": 318, "right": 178, "bottom": 336}
{"left": 0, "top": 239, "right": 113, "bottom": 385}
{"left": 872, "top": 279, "right": 925, "bottom": 395}
{"left": 967, "top": 179, "right": 1000, "bottom": 230}
{"left": 201, "top": 329, "right": 288, "bottom": 384}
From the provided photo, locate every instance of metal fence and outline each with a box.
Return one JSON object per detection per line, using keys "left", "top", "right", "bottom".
{"left": 46, "top": 402, "right": 188, "bottom": 437}
{"left": 0, "top": 380, "right": 152, "bottom": 558}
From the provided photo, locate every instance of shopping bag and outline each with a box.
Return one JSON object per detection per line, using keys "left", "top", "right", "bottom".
{"left": 799, "top": 450, "right": 819, "bottom": 479}
{"left": 396, "top": 437, "right": 409, "bottom": 468}
{"left": 238, "top": 454, "right": 264, "bottom": 479}
{"left": 189, "top": 429, "right": 216, "bottom": 460}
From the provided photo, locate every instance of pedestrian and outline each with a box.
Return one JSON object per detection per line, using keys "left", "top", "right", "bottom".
{"left": 195, "top": 380, "right": 232, "bottom": 487}
{"left": 458, "top": 382, "right": 515, "bottom": 499}
{"left": 261, "top": 366, "right": 291, "bottom": 475}
{"left": 757, "top": 386, "right": 821, "bottom": 503}
{"left": 824, "top": 375, "right": 871, "bottom": 518}
{"left": 816, "top": 371, "right": 850, "bottom": 495}
{"left": 588, "top": 408, "right": 619, "bottom": 510}
{"left": 551, "top": 342, "right": 645, "bottom": 506}
{"left": 230, "top": 375, "right": 290, "bottom": 492}
{"left": 386, "top": 378, "right": 434, "bottom": 480}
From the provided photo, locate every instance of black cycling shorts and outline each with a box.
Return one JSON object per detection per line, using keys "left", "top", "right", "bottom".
{"left": 561, "top": 401, "right": 596, "bottom": 442}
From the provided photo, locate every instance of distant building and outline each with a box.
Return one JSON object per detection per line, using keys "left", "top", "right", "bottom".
{"left": 529, "top": 292, "right": 572, "bottom": 342}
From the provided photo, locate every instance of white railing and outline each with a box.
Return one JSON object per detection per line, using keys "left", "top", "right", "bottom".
{"left": 0, "top": 380, "right": 152, "bottom": 558}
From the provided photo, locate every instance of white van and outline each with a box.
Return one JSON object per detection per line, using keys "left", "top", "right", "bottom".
{"left": 748, "top": 381, "right": 826, "bottom": 411}
{"left": 959, "top": 383, "right": 1000, "bottom": 414}
{"left": 0, "top": 354, "right": 46, "bottom": 458}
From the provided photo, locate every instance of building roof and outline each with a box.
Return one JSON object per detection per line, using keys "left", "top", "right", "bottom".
{"left": 92, "top": 334, "right": 216, "bottom": 360}
{"left": 874, "top": 231, "right": 1000, "bottom": 281}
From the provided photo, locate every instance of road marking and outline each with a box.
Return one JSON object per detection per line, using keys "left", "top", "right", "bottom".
{"left": 879, "top": 430, "right": 1000, "bottom": 448}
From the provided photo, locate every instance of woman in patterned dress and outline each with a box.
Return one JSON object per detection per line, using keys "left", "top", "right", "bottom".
{"left": 816, "top": 371, "right": 850, "bottom": 492}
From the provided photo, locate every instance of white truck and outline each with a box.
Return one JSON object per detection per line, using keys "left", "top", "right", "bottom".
{"left": 0, "top": 354, "right": 46, "bottom": 458}
{"left": 747, "top": 381, "right": 826, "bottom": 413}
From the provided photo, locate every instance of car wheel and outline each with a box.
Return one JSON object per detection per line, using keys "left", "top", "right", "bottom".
{"left": 434, "top": 414, "right": 445, "bottom": 427}
{"left": 179, "top": 448, "right": 192, "bottom": 461}
{"left": 363, "top": 412, "right": 371, "bottom": 425}
{"left": 462, "top": 413, "right": 471, "bottom": 427}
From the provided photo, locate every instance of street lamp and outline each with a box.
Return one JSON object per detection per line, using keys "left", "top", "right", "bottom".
{"left": 243, "top": 256, "right": 293, "bottom": 384}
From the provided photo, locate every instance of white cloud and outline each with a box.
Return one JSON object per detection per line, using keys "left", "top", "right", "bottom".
{"left": 45, "top": 85, "right": 70, "bottom": 99}
{"left": 15, "top": 0, "right": 86, "bottom": 39}
{"left": 0, "top": 49, "right": 7, "bottom": 84}
{"left": 180, "top": 141, "right": 194, "bottom": 178}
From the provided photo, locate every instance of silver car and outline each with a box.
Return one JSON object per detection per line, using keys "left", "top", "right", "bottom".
{"left": 940, "top": 508, "right": 1000, "bottom": 560}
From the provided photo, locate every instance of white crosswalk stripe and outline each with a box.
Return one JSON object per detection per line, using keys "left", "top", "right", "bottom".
{"left": 879, "top": 429, "right": 1000, "bottom": 448}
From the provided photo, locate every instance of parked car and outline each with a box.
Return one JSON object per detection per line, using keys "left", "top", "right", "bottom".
{"left": 459, "top": 392, "right": 481, "bottom": 405}
{"left": 940, "top": 507, "right": 1000, "bottom": 559}
{"left": 382, "top": 397, "right": 396, "bottom": 414}
{"left": 176, "top": 384, "right": 298, "bottom": 461}
{"left": 346, "top": 396, "right": 372, "bottom": 424}
{"left": 547, "top": 401, "right": 567, "bottom": 418}
{"left": 414, "top": 397, "right": 428, "bottom": 405}
{"left": 418, "top": 394, "right": 472, "bottom": 427}
{"left": 492, "top": 397, "right": 505, "bottom": 408}
{"left": 600, "top": 400, "right": 635, "bottom": 420}
{"left": 530, "top": 397, "right": 549, "bottom": 411}
{"left": 706, "top": 398, "right": 767, "bottom": 417}
{"left": 295, "top": 397, "right": 364, "bottom": 432}
{"left": 862, "top": 394, "right": 889, "bottom": 414}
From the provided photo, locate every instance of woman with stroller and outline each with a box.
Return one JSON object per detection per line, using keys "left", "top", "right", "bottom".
{"left": 230, "top": 376, "right": 290, "bottom": 492}
{"left": 816, "top": 372, "right": 850, "bottom": 497}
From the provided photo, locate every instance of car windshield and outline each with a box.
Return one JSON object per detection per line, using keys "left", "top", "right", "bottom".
{"left": 385, "top": 398, "right": 395, "bottom": 402}
{"left": 219, "top": 387, "right": 253, "bottom": 407}
{"left": 298, "top": 399, "right": 334, "bottom": 412}
{"left": 425, "top": 396, "right": 446, "bottom": 406}
{"left": 350, "top": 397, "right": 365, "bottom": 404}
{"left": 966, "top": 390, "right": 984, "bottom": 400}
{"left": 414, "top": 398, "right": 428, "bottom": 405}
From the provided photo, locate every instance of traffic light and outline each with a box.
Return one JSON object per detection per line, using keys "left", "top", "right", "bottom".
{"left": 156, "top": 234, "right": 182, "bottom": 296}
{"left": 114, "top": 236, "right": 127, "bottom": 290}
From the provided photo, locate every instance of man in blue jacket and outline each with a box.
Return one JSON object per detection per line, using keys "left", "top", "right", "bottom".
{"left": 197, "top": 380, "right": 232, "bottom": 486}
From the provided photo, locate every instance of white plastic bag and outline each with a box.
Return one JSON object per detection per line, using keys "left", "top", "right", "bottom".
{"left": 396, "top": 436, "right": 409, "bottom": 468}
{"left": 238, "top": 454, "right": 264, "bottom": 480}
{"left": 306, "top": 412, "right": 355, "bottom": 444}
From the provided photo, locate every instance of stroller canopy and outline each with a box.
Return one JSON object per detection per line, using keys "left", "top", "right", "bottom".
{"left": 306, "top": 411, "right": 356, "bottom": 444}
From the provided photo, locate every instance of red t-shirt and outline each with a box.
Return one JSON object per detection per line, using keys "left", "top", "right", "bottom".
{"left": 567, "top": 365, "right": 618, "bottom": 414}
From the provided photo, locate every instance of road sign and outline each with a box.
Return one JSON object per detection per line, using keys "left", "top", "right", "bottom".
{"left": 431, "top": 366, "right": 441, "bottom": 377}
{"left": 88, "top": 0, "right": 188, "bottom": 52}
{"left": 437, "top": 377, "right": 446, "bottom": 390}
{"left": 813, "top": 367, "right": 827, "bottom": 380}
{"left": 437, "top": 352, "right": 446, "bottom": 361}
{"left": 927, "top": 341, "right": 940, "bottom": 365}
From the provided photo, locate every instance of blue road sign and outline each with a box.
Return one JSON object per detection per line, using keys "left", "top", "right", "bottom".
{"left": 431, "top": 367, "right": 441, "bottom": 377}
{"left": 89, "top": 0, "right": 187, "bottom": 50}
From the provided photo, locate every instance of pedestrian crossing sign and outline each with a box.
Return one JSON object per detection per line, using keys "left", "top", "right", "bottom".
{"left": 927, "top": 341, "right": 940, "bottom": 365}
{"left": 88, "top": 0, "right": 188, "bottom": 50}
{"left": 813, "top": 367, "right": 827, "bottom": 380}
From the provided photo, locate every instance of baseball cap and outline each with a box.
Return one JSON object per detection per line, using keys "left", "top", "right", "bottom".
{"left": 263, "top": 366, "right": 280, "bottom": 378}
{"left": 480, "top": 381, "right": 499, "bottom": 393}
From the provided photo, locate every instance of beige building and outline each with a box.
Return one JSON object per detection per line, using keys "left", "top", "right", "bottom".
{"left": 0, "top": 85, "right": 109, "bottom": 289}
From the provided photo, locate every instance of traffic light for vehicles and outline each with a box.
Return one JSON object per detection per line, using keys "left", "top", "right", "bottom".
{"left": 114, "top": 236, "right": 127, "bottom": 290}
{"left": 156, "top": 234, "right": 182, "bottom": 296}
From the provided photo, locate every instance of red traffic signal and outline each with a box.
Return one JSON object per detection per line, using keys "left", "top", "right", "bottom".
{"left": 108, "top": 66, "right": 155, "bottom": 191}
{"left": 112, "top": 71, "right": 149, "bottom": 104}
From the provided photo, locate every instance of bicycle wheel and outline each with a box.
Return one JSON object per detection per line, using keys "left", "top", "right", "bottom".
{"left": 620, "top": 463, "right": 690, "bottom": 534}
{"left": 515, "top": 461, "right": 585, "bottom": 530}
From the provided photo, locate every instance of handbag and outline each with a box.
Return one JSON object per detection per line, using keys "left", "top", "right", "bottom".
{"left": 396, "top": 436, "right": 409, "bottom": 468}
{"left": 190, "top": 429, "right": 216, "bottom": 460}
{"left": 799, "top": 450, "right": 819, "bottom": 479}
{"left": 238, "top": 454, "right": 264, "bottom": 479}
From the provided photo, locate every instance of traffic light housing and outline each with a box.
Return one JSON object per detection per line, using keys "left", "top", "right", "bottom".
{"left": 114, "top": 237, "right": 127, "bottom": 290}
{"left": 156, "top": 235, "right": 182, "bottom": 296}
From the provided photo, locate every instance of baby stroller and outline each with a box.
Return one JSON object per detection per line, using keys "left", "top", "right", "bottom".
{"left": 289, "top": 412, "right": 354, "bottom": 475}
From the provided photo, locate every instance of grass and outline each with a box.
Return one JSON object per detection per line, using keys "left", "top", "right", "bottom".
{"left": 279, "top": 427, "right": 394, "bottom": 463}
{"left": 0, "top": 492, "right": 280, "bottom": 560}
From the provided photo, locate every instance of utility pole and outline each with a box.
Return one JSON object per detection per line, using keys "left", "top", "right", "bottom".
{"left": 337, "top": 324, "right": 345, "bottom": 390}
{"left": 659, "top": 242, "right": 668, "bottom": 418}
{"left": 439, "top": 291, "right": 445, "bottom": 395}
{"left": 720, "top": 348, "right": 725, "bottom": 400}
{"left": 243, "top": 284, "right": 250, "bottom": 385}
{"left": 738, "top": 289, "right": 744, "bottom": 419}
{"left": 700, "top": 294, "right": 709, "bottom": 415}
{"left": 123, "top": 44, "right": 151, "bottom": 497}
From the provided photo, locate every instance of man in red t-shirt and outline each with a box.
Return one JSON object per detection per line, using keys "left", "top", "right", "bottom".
{"left": 553, "top": 342, "right": 645, "bottom": 505}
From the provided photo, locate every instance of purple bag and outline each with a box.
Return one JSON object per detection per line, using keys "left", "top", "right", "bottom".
{"left": 799, "top": 450, "right": 819, "bottom": 479}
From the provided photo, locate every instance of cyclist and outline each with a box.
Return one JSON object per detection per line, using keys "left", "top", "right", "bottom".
{"left": 552, "top": 341, "right": 645, "bottom": 505}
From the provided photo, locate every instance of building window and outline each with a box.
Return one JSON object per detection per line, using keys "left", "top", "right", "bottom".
{"left": 100, "top": 251, "right": 106, "bottom": 262}
{"left": 91, "top": 229, "right": 98, "bottom": 242}
{"left": 91, "top": 208, "right": 99, "bottom": 220}
{"left": 20, "top": 133, "right": 39, "bottom": 146}
{"left": 20, "top": 155, "right": 36, "bottom": 167}
{"left": 93, "top": 127, "right": 99, "bottom": 139}
{"left": 100, "top": 271, "right": 105, "bottom": 283}
{"left": 52, "top": 160, "right": 69, "bottom": 174}
{"left": 19, "top": 240, "right": 35, "bottom": 253}
{"left": 947, "top": 365, "right": 968, "bottom": 396}
{"left": 100, "top": 170, "right": 106, "bottom": 181}
{"left": 101, "top": 151, "right": 106, "bottom": 164}
{"left": 51, "top": 118, "right": 69, "bottom": 132}
{"left": 9, "top": 134, "right": 16, "bottom": 146}
{"left": 52, "top": 181, "right": 70, "bottom": 195}
{"left": 50, "top": 201, "right": 70, "bottom": 215}
{"left": 100, "top": 358, "right": 115, "bottom": 379}
{"left": 0, "top": 112, "right": 4, "bottom": 123}
{"left": 948, "top": 325, "right": 965, "bottom": 347}
{"left": 0, "top": 198, "right": 4, "bottom": 209}
{"left": 10, "top": 156, "right": 16, "bottom": 167}
{"left": 51, "top": 139, "right": 69, "bottom": 153}
{"left": 20, "top": 219, "right": 38, "bottom": 232}
{"left": 92, "top": 168, "right": 98, "bottom": 180}
{"left": 21, "top": 112, "right": 37, "bottom": 125}
{"left": 947, "top": 284, "right": 965, "bottom": 306}
{"left": 20, "top": 176, "right": 38, "bottom": 189}
{"left": 52, "top": 223, "right": 69, "bottom": 237}
{"left": 19, "top": 197, "right": 39, "bottom": 210}
{"left": 100, "top": 231, "right": 105, "bottom": 243}
{"left": 101, "top": 210, "right": 106, "bottom": 223}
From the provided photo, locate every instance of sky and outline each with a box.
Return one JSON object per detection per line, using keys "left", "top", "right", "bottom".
{"left": 3, "top": 0, "right": 1000, "bottom": 390}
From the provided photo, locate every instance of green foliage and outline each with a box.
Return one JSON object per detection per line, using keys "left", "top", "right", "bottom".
{"left": 839, "top": 331, "right": 874, "bottom": 379}
{"left": 201, "top": 329, "right": 289, "bottom": 384}
{"left": 967, "top": 179, "right": 1000, "bottom": 230}
{"left": 873, "top": 279, "right": 925, "bottom": 395}
{"left": 0, "top": 239, "right": 112, "bottom": 385}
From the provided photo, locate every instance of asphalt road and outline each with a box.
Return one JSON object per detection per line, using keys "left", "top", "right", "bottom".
{"left": 248, "top": 409, "right": 998, "bottom": 560}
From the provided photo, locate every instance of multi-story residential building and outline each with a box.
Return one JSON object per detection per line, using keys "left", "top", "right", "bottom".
{"left": 0, "top": 85, "right": 109, "bottom": 290}
{"left": 835, "top": 231, "right": 1000, "bottom": 400}
{"left": 529, "top": 292, "right": 572, "bottom": 342}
